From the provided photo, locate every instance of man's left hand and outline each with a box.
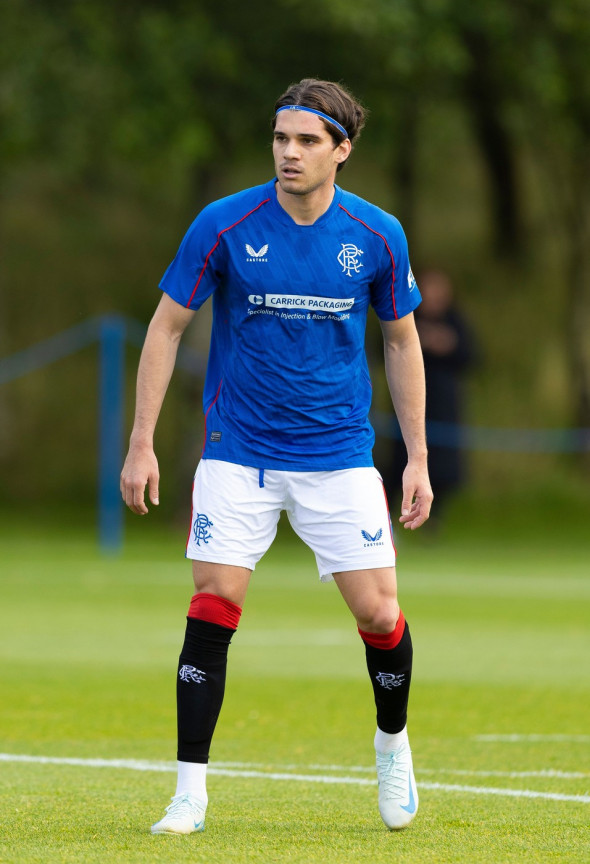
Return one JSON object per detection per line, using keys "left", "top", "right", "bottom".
{"left": 399, "top": 462, "right": 433, "bottom": 530}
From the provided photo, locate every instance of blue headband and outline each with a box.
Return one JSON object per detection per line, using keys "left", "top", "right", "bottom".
{"left": 275, "top": 105, "right": 348, "bottom": 139}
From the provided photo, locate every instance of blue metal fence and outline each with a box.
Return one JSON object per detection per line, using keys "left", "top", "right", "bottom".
{"left": 1, "top": 315, "right": 588, "bottom": 553}
{"left": 371, "top": 415, "right": 590, "bottom": 454}
{"left": 98, "top": 317, "right": 126, "bottom": 553}
{"left": 0, "top": 315, "right": 206, "bottom": 554}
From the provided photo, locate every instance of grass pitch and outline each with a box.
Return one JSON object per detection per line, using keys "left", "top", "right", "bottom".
{"left": 1, "top": 511, "right": 589, "bottom": 863}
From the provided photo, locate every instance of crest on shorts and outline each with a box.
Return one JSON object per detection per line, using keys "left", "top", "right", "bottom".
{"left": 376, "top": 672, "right": 405, "bottom": 690}
{"left": 193, "top": 513, "right": 213, "bottom": 546}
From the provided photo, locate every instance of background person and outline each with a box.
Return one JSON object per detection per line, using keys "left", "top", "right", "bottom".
{"left": 385, "top": 268, "right": 475, "bottom": 522}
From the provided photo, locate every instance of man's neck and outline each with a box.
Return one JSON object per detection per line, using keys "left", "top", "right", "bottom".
{"left": 275, "top": 181, "right": 336, "bottom": 226}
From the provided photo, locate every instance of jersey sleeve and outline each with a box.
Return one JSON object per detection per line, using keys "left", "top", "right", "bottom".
{"left": 370, "top": 218, "right": 421, "bottom": 321}
{"left": 159, "top": 202, "right": 225, "bottom": 310}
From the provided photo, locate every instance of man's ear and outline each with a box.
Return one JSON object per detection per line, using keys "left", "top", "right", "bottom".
{"left": 335, "top": 138, "right": 352, "bottom": 164}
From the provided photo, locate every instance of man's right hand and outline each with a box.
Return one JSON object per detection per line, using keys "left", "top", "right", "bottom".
{"left": 120, "top": 443, "right": 160, "bottom": 515}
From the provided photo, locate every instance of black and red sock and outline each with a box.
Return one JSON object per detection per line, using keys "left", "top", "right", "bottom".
{"left": 359, "top": 610, "right": 413, "bottom": 734}
{"left": 176, "top": 593, "right": 242, "bottom": 763}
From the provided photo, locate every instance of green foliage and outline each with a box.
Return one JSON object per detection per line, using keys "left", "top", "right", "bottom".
{"left": 2, "top": 0, "right": 590, "bottom": 504}
{"left": 3, "top": 0, "right": 589, "bottom": 184}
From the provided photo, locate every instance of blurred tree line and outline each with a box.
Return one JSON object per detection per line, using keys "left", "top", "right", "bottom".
{"left": 1, "top": 0, "right": 589, "bottom": 509}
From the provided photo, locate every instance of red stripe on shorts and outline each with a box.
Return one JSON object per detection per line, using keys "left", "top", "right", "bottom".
{"left": 185, "top": 477, "right": 196, "bottom": 555}
{"left": 380, "top": 477, "right": 397, "bottom": 555}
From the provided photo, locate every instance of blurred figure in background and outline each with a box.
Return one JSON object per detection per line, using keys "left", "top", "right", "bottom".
{"left": 384, "top": 269, "right": 476, "bottom": 524}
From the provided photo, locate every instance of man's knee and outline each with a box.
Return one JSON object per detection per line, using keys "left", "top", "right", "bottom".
{"left": 191, "top": 561, "right": 251, "bottom": 607}
{"left": 356, "top": 599, "right": 400, "bottom": 634}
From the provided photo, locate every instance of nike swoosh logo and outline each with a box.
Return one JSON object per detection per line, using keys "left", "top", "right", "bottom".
{"left": 400, "top": 771, "right": 416, "bottom": 814}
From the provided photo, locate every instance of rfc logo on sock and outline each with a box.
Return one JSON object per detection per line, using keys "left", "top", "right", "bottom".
{"left": 179, "top": 666, "right": 207, "bottom": 684}
{"left": 376, "top": 672, "right": 406, "bottom": 690}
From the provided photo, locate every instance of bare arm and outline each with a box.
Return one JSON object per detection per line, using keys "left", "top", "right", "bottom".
{"left": 380, "top": 314, "right": 433, "bottom": 529}
{"left": 120, "top": 293, "right": 195, "bottom": 515}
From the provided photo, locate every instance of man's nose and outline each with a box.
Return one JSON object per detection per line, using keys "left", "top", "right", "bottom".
{"left": 283, "top": 139, "right": 301, "bottom": 159}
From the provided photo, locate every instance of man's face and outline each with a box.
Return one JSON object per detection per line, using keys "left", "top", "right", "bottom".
{"left": 272, "top": 110, "right": 350, "bottom": 197}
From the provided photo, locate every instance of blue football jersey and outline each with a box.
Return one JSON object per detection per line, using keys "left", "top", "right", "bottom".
{"left": 160, "top": 179, "right": 421, "bottom": 470}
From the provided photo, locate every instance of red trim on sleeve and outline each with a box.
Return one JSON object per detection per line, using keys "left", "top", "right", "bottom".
{"left": 358, "top": 610, "right": 406, "bottom": 651}
{"left": 188, "top": 592, "right": 243, "bottom": 630}
{"left": 338, "top": 204, "right": 398, "bottom": 319}
{"left": 185, "top": 198, "right": 271, "bottom": 308}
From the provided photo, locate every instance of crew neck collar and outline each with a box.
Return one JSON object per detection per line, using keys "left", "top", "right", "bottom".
{"left": 267, "top": 179, "right": 343, "bottom": 228}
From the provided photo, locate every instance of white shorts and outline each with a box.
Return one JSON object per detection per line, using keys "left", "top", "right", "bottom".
{"left": 185, "top": 460, "right": 396, "bottom": 581}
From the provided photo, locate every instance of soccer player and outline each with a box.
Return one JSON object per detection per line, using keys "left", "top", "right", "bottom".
{"left": 120, "top": 78, "right": 433, "bottom": 834}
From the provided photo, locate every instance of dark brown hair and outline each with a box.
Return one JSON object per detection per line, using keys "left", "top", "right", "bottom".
{"left": 273, "top": 78, "right": 367, "bottom": 171}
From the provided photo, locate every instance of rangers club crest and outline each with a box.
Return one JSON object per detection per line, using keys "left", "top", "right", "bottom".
{"left": 179, "top": 665, "right": 207, "bottom": 684}
{"left": 338, "top": 243, "right": 363, "bottom": 277}
{"left": 376, "top": 672, "right": 405, "bottom": 690}
{"left": 193, "top": 513, "right": 213, "bottom": 546}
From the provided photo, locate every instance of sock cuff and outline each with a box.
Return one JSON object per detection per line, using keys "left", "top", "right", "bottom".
{"left": 188, "top": 592, "right": 243, "bottom": 630}
{"left": 358, "top": 610, "right": 406, "bottom": 651}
